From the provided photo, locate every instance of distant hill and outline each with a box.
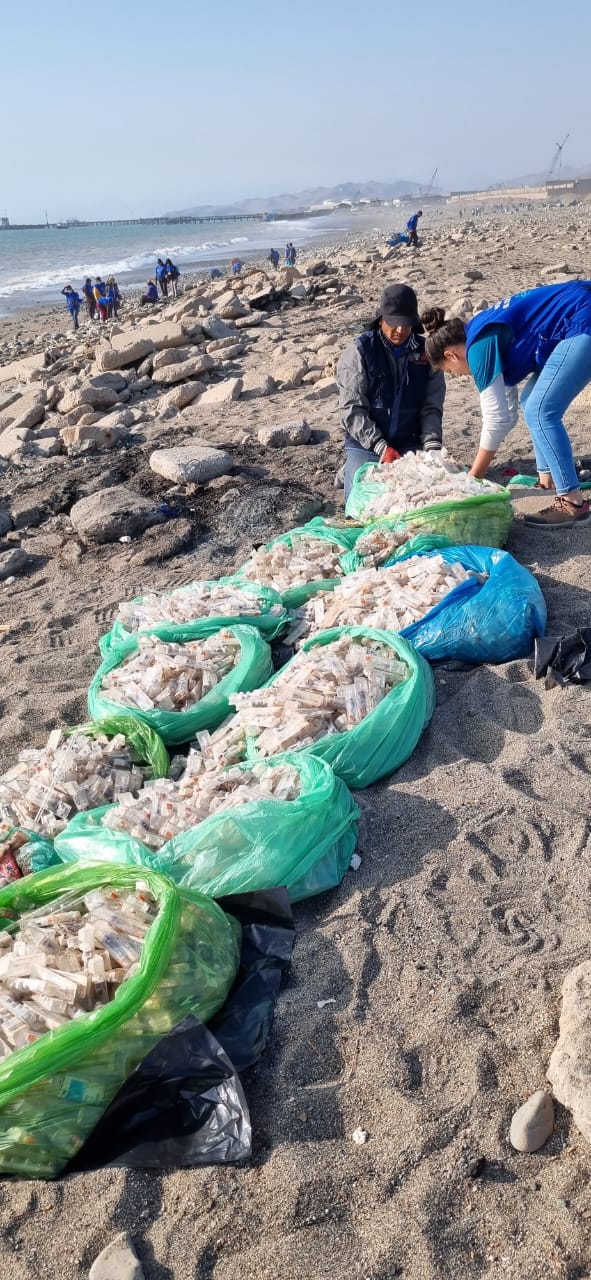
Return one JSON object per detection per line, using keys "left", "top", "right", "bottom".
{"left": 167, "top": 179, "right": 427, "bottom": 218}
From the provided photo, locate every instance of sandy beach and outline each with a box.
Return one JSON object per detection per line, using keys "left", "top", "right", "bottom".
{"left": 1, "top": 205, "right": 591, "bottom": 1280}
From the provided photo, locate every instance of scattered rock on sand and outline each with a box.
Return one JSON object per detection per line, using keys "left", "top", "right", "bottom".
{"left": 272, "top": 357, "right": 308, "bottom": 389}
{"left": 69, "top": 486, "right": 165, "bottom": 544}
{"left": 95, "top": 336, "right": 155, "bottom": 372}
{"left": 59, "top": 423, "right": 129, "bottom": 455}
{"left": 201, "top": 315, "right": 236, "bottom": 341}
{"left": 0, "top": 504, "right": 11, "bottom": 536}
{"left": 257, "top": 419, "right": 311, "bottom": 447}
{"left": 150, "top": 352, "right": 215, "bottom": 385}
{"left": 548, "top": 960, "right": 591, "bottom": 1142}
{"left": 0, "top": 352, "right": 47, "bottom": 385}
{"left": 542, "top": 262, "right": 570, "bottom": 276}
{"left": 0, "top": 546, "right": 28, "bottom": 581}
{"left": 510, "top": 1090, "right": 554, "bottom": 1152}
{"left": 195, "top": 377, "right": 243, "bottom": 406}
{"left": 149, "top": 445, "right": 233, "bottom": 485}
{"left": 214, "top": 290, "right": 251, "bottom": 320}
{"left": 241, "top": 370, "right": 276, "bottom": 399}
{"left": 89, "top": 1232, "right": 144, "bottom": 1280}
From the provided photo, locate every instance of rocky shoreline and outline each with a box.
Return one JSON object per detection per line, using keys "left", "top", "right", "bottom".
{"left": 2, "top": 206, "right": 591, "bottom": 1280}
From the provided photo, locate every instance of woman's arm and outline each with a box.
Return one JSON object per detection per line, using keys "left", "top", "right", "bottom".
{"left": 468, "top": 377, "right": 519, "bottom": 477}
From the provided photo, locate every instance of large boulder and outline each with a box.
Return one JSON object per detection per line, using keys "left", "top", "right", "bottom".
{"left": 132, "top": 321, "right": 196, "bottom": 351}
{"left": 257, "top": 419, "right": 311, "bottom": 447}
{"left": 548, "top": 961, "right": 591, "bottom": 1142}
{"left": 89, "top": 371, "right": 128, "bottom": 392}
{"left": 69, "top": 486, "right": 165, "bottom": 544}
{"left": 150, "top": 445, "right": 233, "bottom": 484}
{"left": 195, "top": 378, "right": 243, "bottom": 407}
{"left": 235, "top": 312, "right": 265, "bottom": 329}
{"left": 59, "top": 423, "right": 129, "bottom": 455}
{"left": 5, "top": 399, "right": 46, "bottom": 433}
{"left": 150, "top": 352, "right": 215, "bottom": 385}
{"left": 94, "top": 336, "right": 155, "bottom": 372}
{"left": 0, "top": 425, "right": 34, "bottom": 460}
{"left": 272, "top": 356, "right": 308, "bottom": 389}
{"left": 241, "top": 370, "right": 276, "bottom": 399}
{"left": 157, "top": 381, "right": 206, "bottom": 411}
{"left": 0, "top": 546, "right": 29, "bottom": 581}
{"left": 0, "top": 353, "right": 47, "bottom": 385}
{"left": 201, "top": 315, "right": 237, "bottom": 341}
{"left": 58, "top": 384, "right": 119, "bottom": 414}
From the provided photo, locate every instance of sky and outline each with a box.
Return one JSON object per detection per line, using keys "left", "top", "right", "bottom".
{"left": 2, "top": 0, "right": 591, "bottom": 222}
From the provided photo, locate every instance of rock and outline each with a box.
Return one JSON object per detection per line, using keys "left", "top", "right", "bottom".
{"left": 158, "top": 381, "right": 205, "bottom": 411}
{"left": 150, "top": 445, "right": 233, "bottom": 484}
{"left": 272, "top": 357, "right": 308, "bottom": 389}
{"left": 0, "top": 425, "right": 34, "bottom": 460}
{"left": 206, "top": 336, "right": 245, "bottom": 353}
{"left": 235, "top": 312, "right": 265, "bottom": 329}
{"left": 548, "top": 960, "right": 591, "bottom": 1142}
{"left": 465, "top": 269, "right": 484, "bottom": 281}
{"left": 0, "top": 389, "right": 22, "bottom": 415}
{"left": 305, "top": 376, "right": 337, "bottom": 400}
{"left": 209, "top": 342, "right": 244, "bottom": 361}
{"left": 510, "top": 1090, "right": 554, "bottom": 1153}
{"left": 136, "top": 355, "right": 154, "bottom": 378}
{"left": 78, "top": 411, "right": 104, "bottom": 427}
{"left": 201, "top": 315, "right": 237, "bottom": 341}
{"left": 0, "top": 353, "right": 47, "bottom": 385}
{"left": 60, "top": 423, "right": 129, "bottom": 455}
{"left": 89, "top": 371, "right": 128, "bottom": 392}
{"left": 290, "top": 283, "right": 309, "bottom": 300}
{"left": 542, "top": 262, "right": 570, "bottom": 276}
{"left": 94, "top": 336, "right": 155, "bottom": 372}
{"left": 7, "top": 400, "right": 46, "bottom": 432}
{"left": 69, "top": 486, "right": 165, "bottom": 544}
{"left": 58, "top": 384, "right": 119, "bottom": 414}
{"left": 132, "top": 321, "right": 194, "bottom": 350}
{"left": 30, "top": 430, "right": 62, "bottom": 457}
{"left": 89, "top": 1232, "right": 144, "bottom": 1280}
{"left": 448, "top": 296, "right": 474, "bottom": 320}
{"left": 214, "top": 291, "right": 251, "bottom": 320}
{"left": 240, "top": 371, "right": 276, "bottom": 399}
{"left": 131, "top": 376, "right": 153, "bottom": 393}
{"left": 257, "top": 419, "right": 311, "bottom": 447}
{"left": 152, "top": 346, "right": 192, "bottom": 372}
{"left": 195, "top": 377, "right": 243, "bottom": 406}
{"left": 0, "top": 546, "right": 28, "bottom": 580}
{"left": 151, "top": 352, "right": 215, "bottom": 385}
{"left": 245, "top": 286, "right": 275, "bottom": 309}
{"left": 305, "top": 260, "right": 328, "bottom": 276}
{"left": 0, "top": 505, "right": 11, "bottom": 536}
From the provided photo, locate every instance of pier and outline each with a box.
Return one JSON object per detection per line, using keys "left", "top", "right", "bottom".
{"left": 0, "top": 214, "right": 265, "bottom": 231}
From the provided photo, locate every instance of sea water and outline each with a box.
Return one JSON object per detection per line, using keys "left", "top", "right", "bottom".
{"left": 0, "top": 208, "right": 392, "bottom": 316}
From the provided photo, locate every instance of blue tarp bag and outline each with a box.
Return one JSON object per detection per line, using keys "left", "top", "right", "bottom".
{"left": 391, "top": 545, "right": 547, "bottom": 665}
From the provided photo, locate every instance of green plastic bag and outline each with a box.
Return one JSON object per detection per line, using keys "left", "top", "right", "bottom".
{"left": 100, "top": 575, "right": 288, "bottom": 658}
{"left": 345, "top": 463, "right": 513, "bottom": 548}
{"left": 70, "top": 714, "right": 169, "bottom": 779}
{"left": 236, "top": 519, "right": 363, "bottom": 609}
{"left": 249, "top": 626, "right": 436, "bottom": 789}
{"left": 88, "top": 624, "right": 274, "bottom": 747}
{"left": 0, "top": 828, "right": 59, "bottom": 876}
{"left": 0, "top": 863, "right": 240, "bottom": 1178}
{"left": 54, "top": 752, "right": 360, "bottom": 903}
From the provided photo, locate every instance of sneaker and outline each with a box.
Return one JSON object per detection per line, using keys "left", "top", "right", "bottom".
{"left": 525, "top": 496, "right": 591, "bottom": 527}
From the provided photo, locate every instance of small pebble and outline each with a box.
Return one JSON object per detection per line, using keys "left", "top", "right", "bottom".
{"left": 510, "top": 1089, "right": 554, "bottom": 1152}
{"left": 352, "top": 1127, "right": 368, "bottom": 1145}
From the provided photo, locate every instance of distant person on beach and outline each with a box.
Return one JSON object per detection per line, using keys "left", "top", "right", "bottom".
{"left": 422, "top": 280, "right": 591, "bottom": 528}
{"left": 267, "top": 248, "right": 280, "bottom": 270}
{"left": 231, "top": 258, "right": 242, "bottom": 276}
{"left": 406, "top": 210, "right": 422, "bottom": 248}
{"left": 155, "top": 258, "right": 168, "bottom": 297}
{"left": 209, "top": 266, "right": 222, "bottom": 280}
{"left": 285, "top": 242, "right": 297, "bottom": 266}
{"left": 141, "top": 279, "right": 159, "bottom": 306}
{"left": 93, "top": 278, "right": 109, "bottom": 324}
{"left": 106, "top": 276, "right": 121, "bottom": 318}
{"left": 165, "top": 257, "right": 180, "bottom": 298}
{"left": 82, "top": 278, "right": 96, "bottom": 320}
{"left": 337, "top": 283, "right": 445, "bottom": 498}
{"left": 61, "top": 285, "right": 82, "bottom": 331}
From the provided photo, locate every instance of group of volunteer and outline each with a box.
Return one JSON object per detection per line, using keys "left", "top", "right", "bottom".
{"left": 337, "top": 278, "right": 591, "bottom": 529}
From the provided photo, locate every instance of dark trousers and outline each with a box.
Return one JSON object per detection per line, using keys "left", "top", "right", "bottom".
{"left": 158, "top": 279, "right": 168, "bottom": 297}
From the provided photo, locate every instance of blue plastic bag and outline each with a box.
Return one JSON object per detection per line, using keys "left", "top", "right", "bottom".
{"left": 393, "top": 545, "right": 547, "bottom": 665}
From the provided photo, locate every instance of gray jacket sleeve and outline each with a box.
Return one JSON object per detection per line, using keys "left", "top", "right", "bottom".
{"left": 336, "top": 342, "right": 386, "bottom": 455}
{"left": 420, "top": 365, "right": 445, "bottom": 449}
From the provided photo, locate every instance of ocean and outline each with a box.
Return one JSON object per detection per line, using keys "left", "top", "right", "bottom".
{"left": 0, "top": 208, "right": 395, "bottom": 316}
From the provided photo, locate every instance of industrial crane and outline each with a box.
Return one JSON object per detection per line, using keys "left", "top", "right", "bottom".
{"left": 421, "top": 167, "right": 439, "bottom": 197}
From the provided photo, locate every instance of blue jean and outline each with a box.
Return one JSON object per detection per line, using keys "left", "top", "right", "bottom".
{"left": 520, "top": 334, "right": 591, "bottom": 495}
{"left": 344, "top": 444, "right": 379, "bottom": 498}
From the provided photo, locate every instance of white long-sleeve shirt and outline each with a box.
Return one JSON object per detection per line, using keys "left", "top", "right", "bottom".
{"left": 478, "top": 376, "right": 520, "bottom": 451}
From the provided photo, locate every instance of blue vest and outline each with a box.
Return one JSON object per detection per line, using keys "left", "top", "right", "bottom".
{"left": 466, "top": 281, "right": 591, "bottom": 385}
{"left": 352, "top": 329, "right": 431, "bottom": 449}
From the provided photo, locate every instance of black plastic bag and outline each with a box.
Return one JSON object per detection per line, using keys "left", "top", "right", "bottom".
{"left": 68, "top": 889, "right": 294, "bottom": 1171}
{"left": 535, "top": 630, "right": 591, "bottom": 686}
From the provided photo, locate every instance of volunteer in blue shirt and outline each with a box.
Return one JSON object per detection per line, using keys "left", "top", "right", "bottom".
{"left": 422, "top": 282, "right": 591, "bottom": 527}
{"left": 155, "top": 258, "right": 168, "bottom": 298}
{"left": 406, "top": 210, "right": 422, "bottom": 247}
{"left": 61, "top": 285, "right": 81, "bottom": 330}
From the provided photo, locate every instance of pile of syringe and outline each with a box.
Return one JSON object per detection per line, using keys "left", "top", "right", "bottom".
{"left": 99, "top": 631, "right": 241, "bottom": 714}
{"left": 0, "top": 881, "right": 158, "bottom": 1058}
{"left": 102, "top": 756, "right": 301, "bottom": 850}
{"left": 200, "top": 634, "right": 409, "bottom": 766}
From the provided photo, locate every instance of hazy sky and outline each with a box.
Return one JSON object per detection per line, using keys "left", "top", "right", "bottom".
{"left": 3, "top": 0, "right": 590, "bottom": 221}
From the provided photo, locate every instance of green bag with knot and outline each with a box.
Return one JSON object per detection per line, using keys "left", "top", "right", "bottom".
{"left": 244, "top": 626, "right": 436, "bottom": 789}
{"left": 235, "top": 518, "right": 363, "bottom": 608}
{"left": 99, "top": 575, "right": 288, "bottom": 659}
{"left": 345, "top": 462, "right": 513, "bottom": 547}
{"left": 69, "top": 714, "right": 169, "bottom": 780}
{"left": 0, "top": 863, "right": 240, "bottom": 1178}
{"left": 88, "top": 623, "right": 274, "bottom": 747}
{"left": 339, "top": 525, "right": 453, "bottom": 574}
{"left": 54, "top": 751, "right": 360, "bottom": 903}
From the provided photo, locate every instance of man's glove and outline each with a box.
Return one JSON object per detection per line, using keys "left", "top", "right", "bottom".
{"left": 380, "top": 446, "right": 401, "bottom": 464}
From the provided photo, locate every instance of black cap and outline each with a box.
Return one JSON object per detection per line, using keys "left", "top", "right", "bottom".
{"left": 378, "top": 283, "right": 421, "bottom": 328}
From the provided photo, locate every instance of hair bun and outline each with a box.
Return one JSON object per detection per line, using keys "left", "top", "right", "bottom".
{"left": 420, "top": 306, "right": 446, "bottom": 335}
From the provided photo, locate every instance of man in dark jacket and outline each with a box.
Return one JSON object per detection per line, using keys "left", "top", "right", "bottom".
{"left": 337, "top": 283, "right": 445, "bottom": 497}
